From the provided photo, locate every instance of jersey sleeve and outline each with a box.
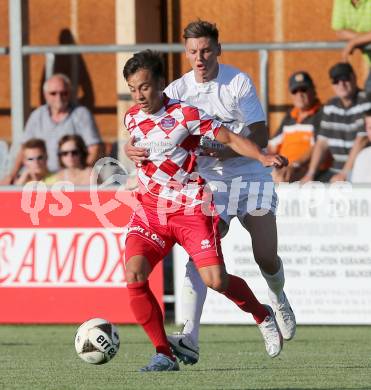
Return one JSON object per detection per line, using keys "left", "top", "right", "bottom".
{"left": 164, "top": 82, "right": 181, "bottom": 100}
{"left": 124, "top": 111, "right": 135, "bottom": 134}
{"left": 235, "top": 73, "right": 266, "bottom": 126}
{"left": 182, "top": 105, "right": 222, "bottom": 140}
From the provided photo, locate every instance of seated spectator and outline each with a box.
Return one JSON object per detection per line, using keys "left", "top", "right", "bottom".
{"left": 14, "top": 139, "right": 54, "bottom": 185}
{"left": 352, "top": 109, "right": 371, "bottom": 182}
{"left": 51, "top": 134, "right": 96, "bottom": 185}
{"left": 301, "top": 62, "right": 371, "bottom": 183}
{"left": 332, "top": 0, "right": 371, "bottom": 94}
{"left": 2, "top": 73, "right": 103, "bottom": 184}
{"left": 269, "top": 71, "right": 324, "bottom": 182}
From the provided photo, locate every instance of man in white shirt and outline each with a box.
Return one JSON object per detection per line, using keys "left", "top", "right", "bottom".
{"left": 125, "top": 20, "right": 296, "bottom": 364}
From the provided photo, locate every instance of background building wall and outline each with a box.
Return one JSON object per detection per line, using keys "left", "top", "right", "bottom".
{"left": 0, "top": 0, "right": 367, "bottom": 145}
{"left": 0, "top": 0, "right": 118, "bottom": 144}
{"left": 0, "top": 0, "right": 11, "bottom": 139}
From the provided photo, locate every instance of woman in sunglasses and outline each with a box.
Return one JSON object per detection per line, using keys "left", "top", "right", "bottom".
{"left": 52, "top": 134, "right": 95, "bottom": 185}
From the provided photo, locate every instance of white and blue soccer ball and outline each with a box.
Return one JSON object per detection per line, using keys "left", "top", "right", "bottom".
{"left": 74, "top": 318, "right": 120, "bottom": 364}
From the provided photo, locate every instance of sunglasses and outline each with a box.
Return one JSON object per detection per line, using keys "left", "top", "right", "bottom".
{"left": 59, "top": 149, "right": 80, "bottom": 157}
{"left": 26, "top": 155, "right": 45, "bottom": 162}
{"left": 332, "top": 77, "right": 351, "bottom": 85}
{"left": 49, "top": 91, "right": 68, "bottom": 97}
{"left": 291, "top": 87, "right": 309, "bottom": 94}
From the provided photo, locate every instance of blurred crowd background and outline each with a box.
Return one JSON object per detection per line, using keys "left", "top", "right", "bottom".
{"left": 0, "top": 0, "right": 370, "bottom": 186}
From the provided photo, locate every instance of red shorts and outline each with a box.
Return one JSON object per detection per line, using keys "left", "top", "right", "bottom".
{"left": 124, "top": 203, "right": 224, "bottom": 270}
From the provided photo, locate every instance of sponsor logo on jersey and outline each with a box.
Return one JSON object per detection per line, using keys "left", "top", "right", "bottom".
{"left": 160, "top": 116, "right": 176, "bottom": 132}
{"left": 128, "top": 225, "right": 166, "bottom": 248}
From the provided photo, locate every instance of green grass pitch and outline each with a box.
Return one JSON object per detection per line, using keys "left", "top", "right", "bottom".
{"left": 0, "top": 324, "right": 370, "bottom": 389}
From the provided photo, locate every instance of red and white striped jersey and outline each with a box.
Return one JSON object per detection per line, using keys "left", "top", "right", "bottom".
{"left": 124, "top": 95, "right": 221, "bottom": 207}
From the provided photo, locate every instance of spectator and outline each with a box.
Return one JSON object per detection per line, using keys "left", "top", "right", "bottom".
{"left": 332, "top": 0, "right": 371, "bottom": 94}
{"left": 14, "top": 139, "right": 54, "bottom": 185}
{"left": 352, "top": 109, "right": 371, "bottom": 182}
{"left": 2, "top": 73, "right": 103, "bottom": 184}
{"left": 269, "top": 71, "right": 323, "bottom": 182}
{"left": 301, "top": 62, "right": 371, "bottom": 183}
{"left": 51, "top": 134, "right": 96, "bottom": 186}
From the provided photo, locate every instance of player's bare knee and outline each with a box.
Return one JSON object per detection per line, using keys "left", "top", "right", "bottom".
{"left": 205, "top": 275, "right": 228, "bottom": 292}
{"left": 125, "top": 255, "right": 151, "bottom": 283}
{"left": 199, "top": 265, "right": 228, "bottom": 291}
{"left": 211, "top": 280, "right": 225, "bottom": 292}
{"left": 256, "top": 255, "right": 280, "bottom": 274}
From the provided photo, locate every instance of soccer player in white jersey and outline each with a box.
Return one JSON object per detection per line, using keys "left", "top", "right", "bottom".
{"left": 123, "top": 50, "right": 287, "bottom": 371}
{"left": 125, "top": 20, "right": 296, "bottom": 365}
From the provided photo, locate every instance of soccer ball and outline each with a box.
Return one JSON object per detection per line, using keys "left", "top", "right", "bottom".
{"left": 74, "top": 318, "right": 120, "bottom": 364}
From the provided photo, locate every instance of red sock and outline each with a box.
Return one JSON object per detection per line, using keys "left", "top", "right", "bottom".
{"left": 222, "top": 274, "right": 269, "bottom": 324}
{"left": 127, "top": 281, "right": 174, "bottom": 359}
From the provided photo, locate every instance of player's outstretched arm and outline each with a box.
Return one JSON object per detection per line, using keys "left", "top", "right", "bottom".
{"left": 215, "top": 126, "right": 288, "bottom": 168}
{"left": 123, "top": 136, "right": 149, "bottom": 164}
{"left": 201, "top": 122, "right": 269, "bottom": 161}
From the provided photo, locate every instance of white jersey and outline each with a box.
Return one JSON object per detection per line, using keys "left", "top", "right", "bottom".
{"left": 164, "top": 63, "right": 269, "bottom": 182}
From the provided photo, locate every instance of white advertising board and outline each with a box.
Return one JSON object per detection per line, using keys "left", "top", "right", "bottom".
{"left": 174, "top": 184, "right": 371, "bottom": 324}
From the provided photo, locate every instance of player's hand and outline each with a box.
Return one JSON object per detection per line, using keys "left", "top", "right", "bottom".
{"left": 259, "top": 153, "right": 288, "bottom": 168}
{"left": 123, "top": 136, "right": 149, "bottom": 165}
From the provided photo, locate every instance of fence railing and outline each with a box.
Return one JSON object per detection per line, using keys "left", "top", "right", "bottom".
{"left": 4, "top": 0, "right": 370, "bottom": 150}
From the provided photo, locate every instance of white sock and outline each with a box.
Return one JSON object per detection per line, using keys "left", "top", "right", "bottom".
{"left": 181, "top": 260, "right": 207, "bottom": 346}
{"left": 260, "top": 257, "right": 285, "bottom": 305}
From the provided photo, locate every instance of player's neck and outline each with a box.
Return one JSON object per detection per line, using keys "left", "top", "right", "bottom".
{"left": 194, "top": 63, "right": 219, "bottom": 83}
{"left": 146, "top": 94, "right": 165, "bottom": 115}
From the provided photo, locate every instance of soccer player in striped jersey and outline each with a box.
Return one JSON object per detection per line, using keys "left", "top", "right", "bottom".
{"left": 122, "top": 50, "right": 287, "bottom": 371}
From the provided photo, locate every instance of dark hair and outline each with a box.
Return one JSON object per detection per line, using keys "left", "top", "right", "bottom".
{"left": 123, "top": 50, "right": 164, "bottom": 81}
{"left": 23, "top": 138, "right": 47, "bottom": 155}
{"left": 183, "top": 20, "right": 219, "bottom": 43}
{"left": 365, "top": 108, "right": 371, "bottom": 117}
{"left": 57, "top": 134, "right": 88, "bottom": 168}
